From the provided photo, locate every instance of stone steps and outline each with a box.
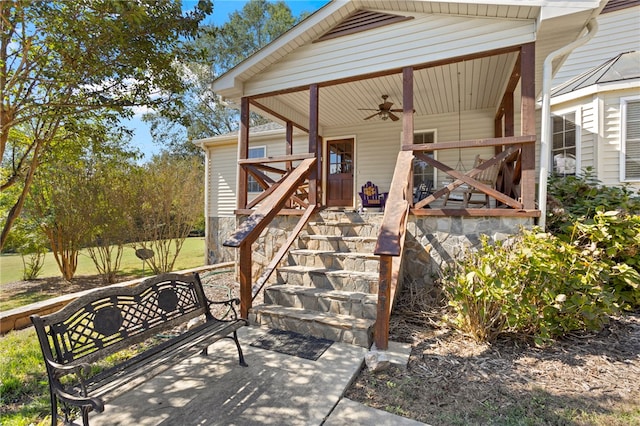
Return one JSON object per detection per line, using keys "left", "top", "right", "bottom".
{"left": 288, "top": 249, "right": 380, "bottom": 273}
{"left": 275, "top": 265, "right": 379, "bottom": 294}
{"left": 264, "top": 284, "right": 378, "bottom": 320}
{"left": 249, "top": 211, "right": 382, "bottom": 348}
{"left": 297, "top": 235, "right": 378, "bottom": 252}
{"left": 248, "top": 305, "right": 374, "bottom": 348}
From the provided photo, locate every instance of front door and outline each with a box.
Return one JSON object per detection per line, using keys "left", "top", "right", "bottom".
{"left": 326, "top": 138, "right": 354, "bottom": 207}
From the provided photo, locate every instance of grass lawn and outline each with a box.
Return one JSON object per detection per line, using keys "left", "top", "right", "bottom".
{"left": 0, "top": 237, "right": 206, "bottom": 286}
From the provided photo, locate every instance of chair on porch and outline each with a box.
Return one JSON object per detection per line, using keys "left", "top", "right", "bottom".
{"left": 359, "top": 181, "right": 388, "bottom": 210}
{"left": 413, "top": 181, "right": 433, "bottom": 204}
{"left": 460, "top": 156, "right": 502, "bottom": 208}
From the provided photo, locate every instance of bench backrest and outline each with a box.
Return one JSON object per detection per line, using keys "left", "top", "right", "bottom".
{"left": 31, "top": 273, "right": 211, "bottom": 366}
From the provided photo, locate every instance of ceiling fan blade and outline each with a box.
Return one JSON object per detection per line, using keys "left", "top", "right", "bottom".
{"left": 389, "top": 109, "right": 404, "bottom": 112}
{"left": 380, "top": 101, "right": 394, "bottom": 111}
{"left": 388, "top": 112, "right": 400, "bottom": 121}
{"left": 364, "top": 112, "right": 380, "bottom": 120}
{"left": 358, "top": 108, "right": 380, "bottom": 111}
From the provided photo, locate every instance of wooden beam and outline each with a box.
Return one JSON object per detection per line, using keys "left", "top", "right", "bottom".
{"left": 402, "top": 67, "right": 414, "bottom": 148}
{"left": 520, "top": 42, "right": 536, "bottom": 210}
{"left": 224, "top": 158, "right": 316, "bottom": 247}
{"left": 249, "top": 99, "right": 309, "bottom": 134}
{"left": 239, "top": 242, "right": 252, "bottom": 319}
{"left": 238, "top": 153, "right": 315, "bottom": 164}
{"left": 375, "top": 255, "right": 393, "bottom": 350}
{"left": 404, "top": 135, "right": 535, "bottom": 152}
{"left": 238, "top": 97, "right": 250, "bottom": 210}
{"left": 411, "top": 208, "right": 540, "bottom": 217}
{"left": 309, "top": 84, "right": 320, "bottom": 207}
{"left": 249, "top": 45, "right": 522, "bottom": 100}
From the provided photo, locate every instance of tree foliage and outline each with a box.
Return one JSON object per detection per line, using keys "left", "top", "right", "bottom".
{"left": 131, "top": 154, "right": 204, "bottom": 274}
{"left": 0, "top": 0, "right": 212, "bottom": 250}
{"left": 144, "top": 0, "right": 301, "bottom": 157}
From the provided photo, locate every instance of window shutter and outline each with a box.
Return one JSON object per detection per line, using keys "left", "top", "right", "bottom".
{"left": 625, "top": 101, "right": 640, "bottom": 180}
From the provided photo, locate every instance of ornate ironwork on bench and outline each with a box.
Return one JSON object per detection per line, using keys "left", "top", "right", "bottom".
{"left": 31, "top": 272, "right": 248, "bottom": 426}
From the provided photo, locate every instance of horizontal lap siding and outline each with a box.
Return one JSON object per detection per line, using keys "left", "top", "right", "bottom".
{"left": 552, "top": 8, "right": 640, "bottom": 86}
{"left": 581, "top": 101, "right": 597, "bottom": 172}
{"left": 325, "top": 109, "right": 495, "bottom": 195}
{"left": 209, "top": 136, "right": 310, "bottom": 217}
{"left": 209, "top": 144, "right": 237, "bottom": 217}
{"left": 245, "top": 14, "right": 535, "bottom": 96}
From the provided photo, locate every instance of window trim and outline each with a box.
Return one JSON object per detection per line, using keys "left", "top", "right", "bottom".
{"left": 247, "top": 145, "right": 266, "bottom": 193}
{"left": 620, "top": 95, "right": 640, "bottom": 183}
{"left": 550, "top": 107, "right": 581, "bottom": 176}
{"left": 400, "top": 128, "right": 438, "bottom": 189}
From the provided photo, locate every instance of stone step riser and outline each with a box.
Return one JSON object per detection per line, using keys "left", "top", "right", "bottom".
{"left": 288, "top": 252, "right": 380, "bottom": 273}
{"left": 264, "top": 287, "right": 378, "bottom": 320}
{"left": 248, "top": 307, "right": 373, "bottom": 348}
{"left": 304, "top": 224, "right": 380, "bottom": 238}
{"left": 297, "top": 237, "right": 378, "bottom": 253}
{"left": 276, "top": 270, "right": 378, "bottom": 294}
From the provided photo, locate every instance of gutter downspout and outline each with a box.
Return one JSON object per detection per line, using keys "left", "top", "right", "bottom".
{"left": 539, "top": 18, "right": 598, "bottom": 230}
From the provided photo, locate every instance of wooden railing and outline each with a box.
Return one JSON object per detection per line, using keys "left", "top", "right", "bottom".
{"left": 238, "top": 153, "right": 316, "bottom": 212}
{"left": 407, "top": 135, "right": 537, "bottom": 213}
{"left": 224, "top": 157, "right": 317, "bottom": 318}
{"left": 373, "top": 151, "right": 414, "bottom": 350}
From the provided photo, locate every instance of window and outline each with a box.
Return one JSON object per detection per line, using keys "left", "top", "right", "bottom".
{"left": 413, "top": 130, "right": 436, "bottom": 187}
{"left": 622, "top": 98, "right": 640, "bottom": 181}
{"left": 551, "top": 112, "right": 577, "bottom": 175}
{"left": 247, "top": 146, "right": 266, "bottom": 193}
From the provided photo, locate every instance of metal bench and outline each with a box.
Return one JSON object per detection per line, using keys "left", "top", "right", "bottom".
{"left": 31, "top": 272, "right": 248, "bottom": 426}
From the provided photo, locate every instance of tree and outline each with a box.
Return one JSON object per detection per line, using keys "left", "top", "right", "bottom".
{"left": 0, "top": 0, "right": 213, "bottom": 250}
{"left": 144, "top": 0, "right": 300, "bottom": 157}
{"left": 27, "top": 121, "right": 140, "bottom": 281}
{"left": 131, "top": 154, "right": 204, "bottom": 274}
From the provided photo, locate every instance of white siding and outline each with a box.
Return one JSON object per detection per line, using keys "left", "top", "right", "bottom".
{"left": 581, "top": 100, "right": 597, "bottom": 172}
{"left": 325, "top": 109, "right": 496, "bottom": 198}
{"left": 552, "top": 7, "right": 640, "bottom": 86}
{"left": 208, "top": 135, "right": 311, "bottom": 217}
{"left": 209, "top": 143, "right": 237, "bottom": 218}
{"left": 244, "top": 14, "right": 535, "bottom": 96}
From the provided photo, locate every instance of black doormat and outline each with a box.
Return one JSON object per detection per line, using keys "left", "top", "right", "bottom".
{"left": 250, "top": 329, "right": 333, "bottom": 361}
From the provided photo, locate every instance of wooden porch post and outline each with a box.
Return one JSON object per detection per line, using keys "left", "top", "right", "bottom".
{"left": 239, "top": 242, "right": 252, "bottom": 319}
{"left": 375, "top": 255, "right": 393, "bottom": 350}
{"left": 309, "top": 84, "right": 320, "bottom": 207}
{"left": 403, "top": 67, "right": 415, "bottom": 204}
{"left": 520, "top": 43, "right": 536, "bottom": 210}
{"left": 286, "top": 121, "right": 294, "bottom": 208}
{"left": 238, "top": 97, "right": 250, "bottom": 210}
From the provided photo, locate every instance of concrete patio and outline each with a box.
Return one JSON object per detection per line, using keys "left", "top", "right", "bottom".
{"left": 84, "top": 325, "right": 427, "bottom": 426}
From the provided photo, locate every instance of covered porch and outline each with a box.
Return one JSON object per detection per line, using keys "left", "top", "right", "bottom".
{"left": 213, "top": 1, "right": 603, "bottom": 350}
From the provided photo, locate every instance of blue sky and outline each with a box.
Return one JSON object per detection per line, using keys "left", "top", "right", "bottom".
{"left": 126, "top": 0, "right": 330, "bottom": 160}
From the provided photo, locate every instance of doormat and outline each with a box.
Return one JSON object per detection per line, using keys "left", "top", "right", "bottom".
{"left": 250, "top": 329, "right": 333, "bottom": 361}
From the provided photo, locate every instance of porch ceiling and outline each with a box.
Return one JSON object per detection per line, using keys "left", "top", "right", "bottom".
{"left": 250, "top": 51, "right": 520, "bottom": 130}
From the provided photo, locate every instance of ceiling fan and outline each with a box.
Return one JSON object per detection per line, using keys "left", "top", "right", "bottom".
{"left": 358, "top": 95, "right": 404, "bottom": 121}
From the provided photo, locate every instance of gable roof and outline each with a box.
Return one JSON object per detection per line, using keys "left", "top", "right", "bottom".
{"left": 212, "top": 0, "right": 604, "bottom": 131}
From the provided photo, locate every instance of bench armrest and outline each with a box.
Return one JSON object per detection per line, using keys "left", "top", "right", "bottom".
{"left": 206, "top": 297, "right": 241, "bottom": 321}
{"left": 45, "top": 359, "right": 105, "bottom": 413}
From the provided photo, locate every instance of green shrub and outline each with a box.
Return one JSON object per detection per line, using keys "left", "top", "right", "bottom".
{"left": 547, "top": 169, "right": 640, "bottom": 235}
{"left": 444, "top": 229, "right": 620, "bottom": 345}
{"left": 571, "top": 211, "right": 640, "bottom": 309}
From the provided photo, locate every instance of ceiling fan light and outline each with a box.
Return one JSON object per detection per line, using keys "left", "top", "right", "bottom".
{"left": 380, "top": 110, "right": 389, "bottom": 120}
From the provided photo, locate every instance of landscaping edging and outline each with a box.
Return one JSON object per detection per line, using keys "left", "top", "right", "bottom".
{"left": 0, "top": 262, "right": 235, "bottom": 334}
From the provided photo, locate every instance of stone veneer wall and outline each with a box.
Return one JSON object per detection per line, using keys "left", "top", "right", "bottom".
{"left": 206, "top": 217, "right": 237, "bottom": 265}
{"left": 207, "top": 213, "right": 535, "bottom": 285}
{"left": 403, "top": 216, "right": 535, "bottom": 286}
